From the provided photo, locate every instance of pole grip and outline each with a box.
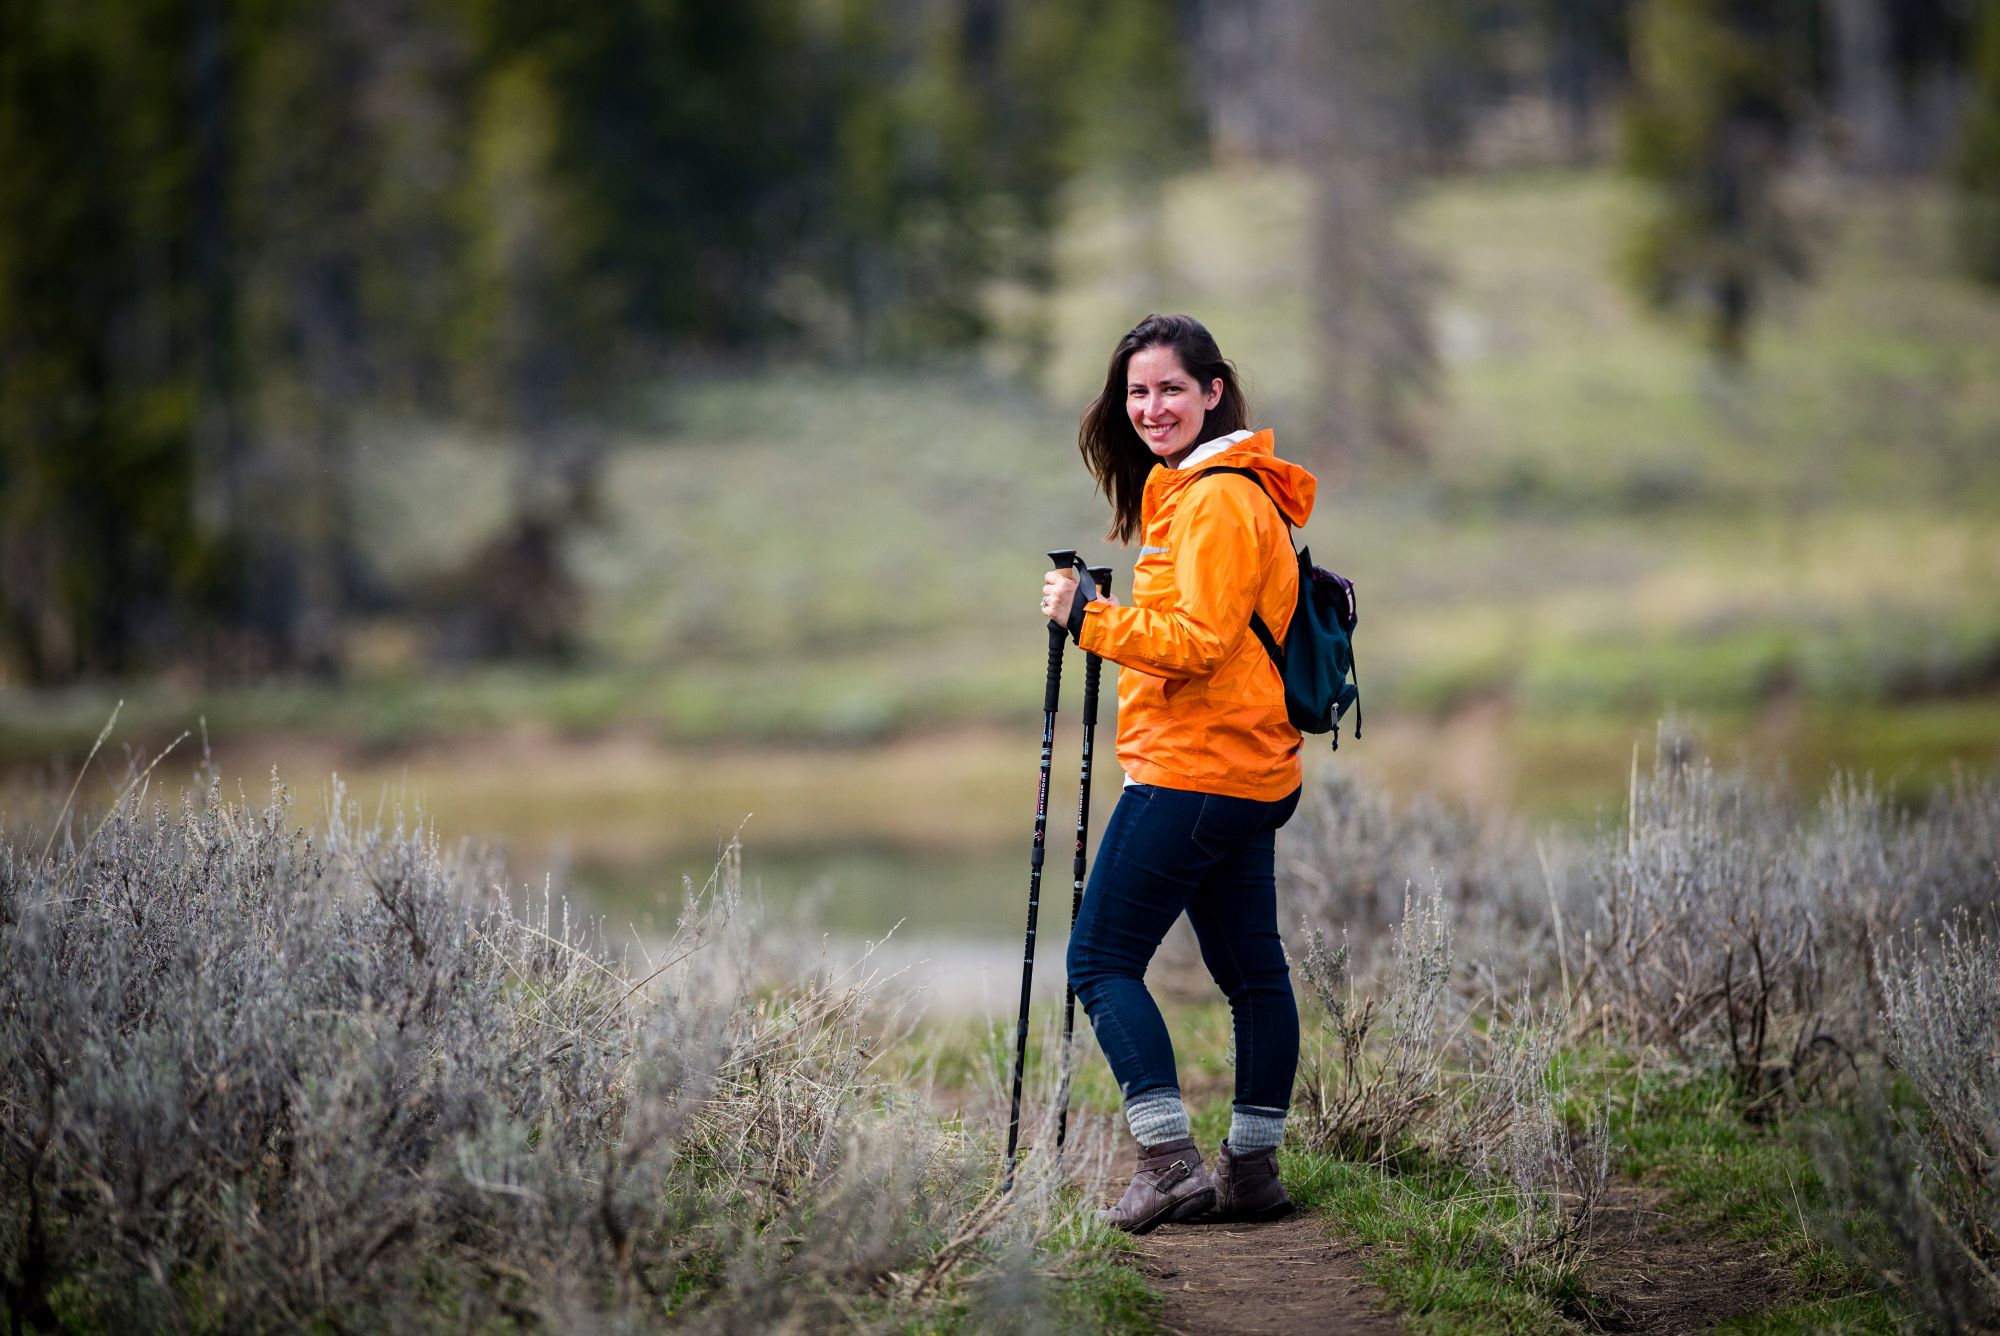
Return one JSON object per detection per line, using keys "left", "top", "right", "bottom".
{"left": 1043, "top": 622, "right": 1066, "bottom": 713}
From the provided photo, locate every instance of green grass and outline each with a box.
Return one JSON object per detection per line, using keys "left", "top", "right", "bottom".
{"left": 1280, "top": 1146, "right": 1588, "bottom": 1334}
{"left": 1277, "top": 1119, "right": 1901, "bottom": 1335}
{"left": 1033, "top": 1227, "right": 1161, "bottom": 1336}
{"left": 1588, "top": 1061, "right": 1885, "bottom": 1294}
{"left": 0, "top": 650, "right": 1044, "bottom": 755}
{"left": 882, "top": 996, "right": 1926, "bottom": 1335}
{"left": 1251, "top": 1051, "right": 1909, "bottom": 1336}
{"left": 1581, "top": 1056, "right": 1901, "bottom": 1333}
{"left": 883, "top": 1009, "right": 1130, "bottom": 1121}
{"left": 871, "top": 1015, "right": 1160, "bottom": 1333}
{"left": 1709, "top": 1295, "right": 1899, "bottom": 1335}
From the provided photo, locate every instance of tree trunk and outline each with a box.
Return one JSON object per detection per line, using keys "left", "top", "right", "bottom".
{"left": 1297, "top": 0, "right": 1436, "bottom": 472}
{"left": 187, "top": 0, "right": 245, "bottom": 681}
{"left": 1829, "top": 0, "right": 1899, "bottom": 172}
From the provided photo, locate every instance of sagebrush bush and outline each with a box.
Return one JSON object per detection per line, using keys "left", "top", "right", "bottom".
{"left": 1286, "top": 727, "right": 2000, "bottom": 1110}
{"left": 1294, "top": 880, "right": 1457, "bottom": 1162}
{"left": 1821, "top": 914, "right": 2000, "bottom": 1331}
{"left": 1280, "top": 768, "right": 1546, "bottom": 984}
{"left": 1472, "top": 1007, "right": 1609, "bottom": 1288}
{"left": 1575, "top": 739, "right": 1999, "bottom": 1111}
{"left": 1292, "top": 882, "right": 1606, "bottom": 1294}
{"left": 0, "top": 772, "right": 1087, "bottom": 1331}
{"left": 1580, "top": 736, "right": 1834, "bottom": 1105}
{"left": 1280, "top": 727, "right": 1997, "bottom": 1307}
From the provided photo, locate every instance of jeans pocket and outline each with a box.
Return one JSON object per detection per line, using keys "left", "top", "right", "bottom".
{"left": 1191, "top": 789, "right": 1294, "bottom": 854}
{"left": 1190, "top": 792, "right": 1257, "bottom": 857}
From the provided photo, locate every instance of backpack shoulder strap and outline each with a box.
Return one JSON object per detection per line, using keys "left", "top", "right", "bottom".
{"left": 1245, "top": 608, "right": 1284, "bottom": 667}
{"left": 1196, "top": 465, "right": 1291, "bottom": 668}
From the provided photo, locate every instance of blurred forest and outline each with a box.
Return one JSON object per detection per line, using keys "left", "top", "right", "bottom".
{"left": 3, "top": 0, "right": 1991, "bottom": 687}
{"left": 3, "top": 0, "right": 1104, "bottom": 681}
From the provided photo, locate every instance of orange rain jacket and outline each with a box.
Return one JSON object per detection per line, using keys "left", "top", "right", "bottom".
{"left": 1076, "top": 429, "right": 1317, "bottom": 802}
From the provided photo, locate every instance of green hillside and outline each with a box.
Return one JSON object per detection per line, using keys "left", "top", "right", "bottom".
{"left": 7, "top": 169, "right": 1998, "bottom": 817}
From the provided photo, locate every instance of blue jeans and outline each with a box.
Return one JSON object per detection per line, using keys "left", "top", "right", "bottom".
{"left": 1065, "top": 782, "right": 1302, "bottom": 1112}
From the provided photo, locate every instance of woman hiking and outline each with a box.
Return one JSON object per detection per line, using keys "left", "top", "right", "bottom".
{"left": 1038, "top": 312, "right": 1315, "bottom": 1233}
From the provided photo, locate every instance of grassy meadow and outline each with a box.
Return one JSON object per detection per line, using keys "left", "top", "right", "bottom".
{"left": 6, "top": 169, "right": 1997, "bottom": 858}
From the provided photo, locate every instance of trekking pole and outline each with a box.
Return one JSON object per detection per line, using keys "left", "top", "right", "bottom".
{"left": 1055, "top": 562, "right": 1111, "bottom": 1161}
{"left": 1004, "top": 548, "right": 1076, "bottom": 1192}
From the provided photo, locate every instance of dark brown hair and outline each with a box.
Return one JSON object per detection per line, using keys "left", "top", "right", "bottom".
{"left": 1078, "top": 313, "right": 1249, "bottom": 544}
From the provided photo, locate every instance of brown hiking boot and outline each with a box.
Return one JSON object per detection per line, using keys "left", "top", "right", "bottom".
{"left": 1100, "top": 1137, "right": 1216, "bottom": 1234}
{"left": 1209, "top": 1141, "right": 1294, "bottom": 1222}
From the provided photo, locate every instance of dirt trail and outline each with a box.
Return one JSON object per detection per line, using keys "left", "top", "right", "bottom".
{"left": 1578, "top": 1182, "right": 1806, "bottom": 1333}
{"left": 1131, "top": 1215, "right": 1404, "bottom": 1335}
{"left": 1093, "top": 1145, "right": 1404, "bottom": 1335}
{"left": 1097, "top": 1146, "right": 1815, "bottom": 1334}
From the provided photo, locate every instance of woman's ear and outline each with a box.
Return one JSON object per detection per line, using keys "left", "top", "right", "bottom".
{"left": 1204, "top": 378, "right": 1223, "bottom": 411}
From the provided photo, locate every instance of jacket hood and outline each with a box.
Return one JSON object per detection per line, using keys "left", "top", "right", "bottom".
{"left": 1155, "top": 428, "right": 1316, "bottom": 528}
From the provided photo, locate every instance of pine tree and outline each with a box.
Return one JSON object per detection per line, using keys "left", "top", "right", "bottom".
{"left": 1621, "top": 0, "right": 1817, "bottom": 364}
{"left": 0, "top": 0, "right": 1089, "bottom": 683}
{"left": 1954, "top": 0, "right": 2000, "bottom": 286}
{"left": 0, "top": 0, "right": 229, "bottom": 682}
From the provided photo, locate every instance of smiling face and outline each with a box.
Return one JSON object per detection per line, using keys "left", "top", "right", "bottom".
{"left": 1126, "top": 343, "right": 1224, "bottom": 466}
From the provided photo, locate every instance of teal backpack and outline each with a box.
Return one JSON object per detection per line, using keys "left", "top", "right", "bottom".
{"left": 1199, "top": 467, "right": 1362, "bottom": 749}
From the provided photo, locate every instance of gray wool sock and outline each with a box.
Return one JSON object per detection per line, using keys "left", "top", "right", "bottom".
{"left": 1228, "top": 1104, "right": 1286, "bottom": 1152}
{"left": 1125, "top": 1091, "right": 1191, "bottom": 1146}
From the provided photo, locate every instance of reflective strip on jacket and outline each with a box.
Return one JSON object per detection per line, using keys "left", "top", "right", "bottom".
{"left": 1076, "top": 428, "right": 1317, "bottom": 802}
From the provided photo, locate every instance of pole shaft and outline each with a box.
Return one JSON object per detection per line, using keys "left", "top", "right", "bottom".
{"left": 1055, "top": 567, "right": 1109, "bottom": 1158}
{"left": 1053, "top": 654, "right": 1101, "bottom": 1156}
{"left": 1005, "top": 621, "right": 1066, "bottom": 1191}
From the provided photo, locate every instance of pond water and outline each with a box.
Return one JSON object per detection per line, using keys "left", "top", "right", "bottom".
{"left": 149, "top": 701, "right": 2000, "bottom": 1018}
{"left": 570, "top": 839, "right": 1049, "bottom": 938}
{"left": 561, "top": 839, "right": 1095, "bottom": 1014}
